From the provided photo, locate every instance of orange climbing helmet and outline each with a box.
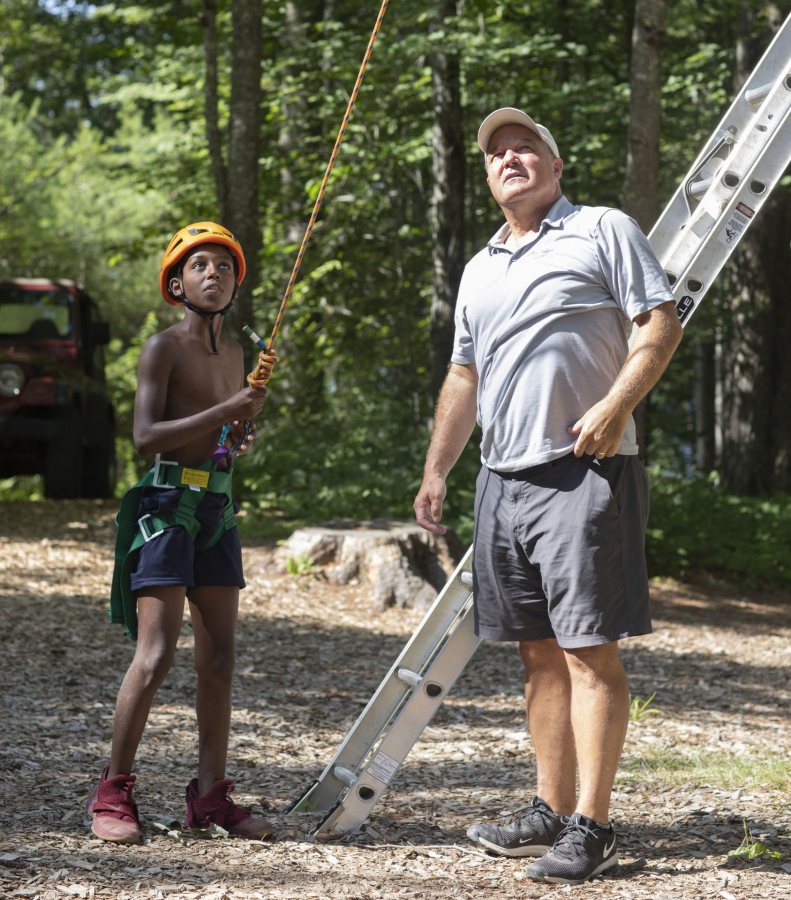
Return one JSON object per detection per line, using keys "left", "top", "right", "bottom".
{"left": 159, "top": 221, "right": 247, "bottom": 305}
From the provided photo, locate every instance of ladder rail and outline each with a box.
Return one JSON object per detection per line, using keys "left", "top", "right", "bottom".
{"left": 665, "top": 113, "right": 791, "bottom": 327}
{"left": 316, "top": 601, "right": 480, "bottom": 835}
{"left": 650, "top": 14, "right": 791, "bottom": 255}
{"left": 290, "top": 547, "right": 474, "bottom": 813}
{"left": 657, "top": 72, "right": 790, "bottom": 291}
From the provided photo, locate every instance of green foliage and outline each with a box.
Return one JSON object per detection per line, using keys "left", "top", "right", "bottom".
{"left": 2, "top": 0, "right": 789, "bottom": 586}
{"left": 285, "top": 553, "right": 318, "bottom": 577}
{"left": 647, "top": 470, "right": 791, "bottom": 588}
{"left": 728, "top": 820, "right": 783, "bottom": 862}
{"left": 628, "top": 692, "right": 660, "bottom": 723}
{"left": 620, "top": 748, "right": 790, "bottom": 792}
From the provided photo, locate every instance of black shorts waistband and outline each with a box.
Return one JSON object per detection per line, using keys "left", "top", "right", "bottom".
{"left": 489, "top": 452, "right": 574, "bottom": 480}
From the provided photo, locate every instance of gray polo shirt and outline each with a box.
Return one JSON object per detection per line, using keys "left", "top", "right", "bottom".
{"left": 451, "top": 195, "right": 674, "bottom": 471}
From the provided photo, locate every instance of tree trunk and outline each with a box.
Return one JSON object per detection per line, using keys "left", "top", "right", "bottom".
{"left": 272, "top": 0, "right": 327, "bottom": 415}
{"left": 622, "top": 0, "right": 666, "bottom": 233}
{"left": 428, "top": 0, "right": 466, "bottom": 405}
{"left": 201, "top": 0, "right": 228, "bottom": 221}
{"left": 693, "top": 334, "right": 717, "bottom": 473}
{"left": 720, "top": 191, "right": 791, "bottom": 492}
{"left": 274, "top": 521, "right": 464, "bottom": 610}
{"left": 223, "top": 0, "right": 263, "bottom": 353}
{"left": 622, "top": 0, "right": 667, "bottom": 459}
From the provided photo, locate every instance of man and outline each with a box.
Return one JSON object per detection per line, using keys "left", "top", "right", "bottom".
{"left": 413, "top": 108, "right": 682, "bottom": 884}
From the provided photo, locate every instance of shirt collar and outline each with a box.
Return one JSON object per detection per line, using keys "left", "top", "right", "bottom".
{"left": 488, "top": 194, "right": 573, "bottom": 253}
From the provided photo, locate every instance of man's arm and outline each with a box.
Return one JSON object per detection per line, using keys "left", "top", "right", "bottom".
{"left": 414, "top": 363, "right": 478, "bottom": 534}
{"left": 568, "top": 300, "right": 683, "bottom": 457}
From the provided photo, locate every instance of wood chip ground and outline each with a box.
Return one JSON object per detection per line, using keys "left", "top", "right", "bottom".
{"left": 0, "top": 501, "right": 788, "bottom": 899}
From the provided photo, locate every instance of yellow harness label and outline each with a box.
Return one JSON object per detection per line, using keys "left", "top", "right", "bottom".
{"left": 181, "top": 467, "right": 210, "bottom": 489}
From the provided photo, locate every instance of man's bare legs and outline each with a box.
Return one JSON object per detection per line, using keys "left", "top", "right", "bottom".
{"left": 108, "top": 586, "right": 186, "bottom": 777}
{"left": 566, "top": 642, "right": 629, "bottom": 823}
{"left": 188, "top": 586, "right": 239, "bottom": 793}
{"left": 519, "top": 639, "right": 576, "bottom": 815}
{"left": 519, "top": 637, "right": 629, "bottom": 823}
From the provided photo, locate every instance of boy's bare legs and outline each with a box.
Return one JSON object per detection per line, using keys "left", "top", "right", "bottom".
{"left": 108, "top": 586, "right": 186, "bottom": 777}
{"left": 188, "top": 586, "right": 239, "bottom": 792}
{"left": 185, "top": 586, "right": 271, "bottom": 838}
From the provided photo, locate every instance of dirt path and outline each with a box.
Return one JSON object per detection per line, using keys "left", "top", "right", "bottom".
{"left": 0, "top": 500, "right": 789, "bottom": 899}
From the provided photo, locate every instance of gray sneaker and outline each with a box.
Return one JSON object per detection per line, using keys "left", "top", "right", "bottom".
{"left": 526, "top": 812, "right": 619, "bottom": 884}
{"left": 466, "top": 796, "right": 566, "bottom": 857}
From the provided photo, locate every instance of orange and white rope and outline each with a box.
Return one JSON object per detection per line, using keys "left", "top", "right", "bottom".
{"left": 247, "top": 0, "right": 390, "bottom": 390}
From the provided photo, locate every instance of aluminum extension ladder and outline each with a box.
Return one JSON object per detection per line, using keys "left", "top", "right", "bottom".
{"left": 290, "top": 16, "right": 791, "bottom": 837}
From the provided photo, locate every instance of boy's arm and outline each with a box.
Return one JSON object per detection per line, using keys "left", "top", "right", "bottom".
{"left": 133, "top": 335, "right": 266, "bottom": 457}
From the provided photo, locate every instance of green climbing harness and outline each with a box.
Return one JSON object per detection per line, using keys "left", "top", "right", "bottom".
{"left": 110, "top": 456, "right": 237, "bottom": 640}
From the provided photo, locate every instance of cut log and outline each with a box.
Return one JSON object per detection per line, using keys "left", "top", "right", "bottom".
{"left": 273, "top": 519, "right": 465, "bottom": 610}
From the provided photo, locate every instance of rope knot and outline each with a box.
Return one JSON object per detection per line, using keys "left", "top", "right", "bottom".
{"left": 247, "top": 348, "right": 279, "bottom": 389}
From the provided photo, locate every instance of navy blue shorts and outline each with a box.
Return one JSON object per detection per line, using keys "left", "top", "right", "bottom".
{"left": 472, "top": 453, "right": 651, "bottom": 647}
{"left": 129, "top": 487, "right": 245, "bottom": 596}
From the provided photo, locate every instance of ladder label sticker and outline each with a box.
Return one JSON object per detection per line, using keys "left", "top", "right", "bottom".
{"left": 677, "top": 296, "right": 695, "bottom": 324}
{"left": 367, "top": 751, "right": 400, "bottom": 785}
{"left": 718, "top": 201, "right": 755, "bottom": 247}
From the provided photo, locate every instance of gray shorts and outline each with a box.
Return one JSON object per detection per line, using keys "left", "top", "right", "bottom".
{"left": 472, "top": 453, "right": 651, "bottom": 647}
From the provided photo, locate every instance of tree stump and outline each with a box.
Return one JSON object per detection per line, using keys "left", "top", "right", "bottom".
{"left": 273, "top": 519, "right": 465, "bottom": 610}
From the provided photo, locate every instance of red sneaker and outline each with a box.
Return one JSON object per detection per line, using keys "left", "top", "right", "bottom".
{"left": 185, "top": 778, "right": 273, "bottom": 840}
{"left": 87, "top": 767, "right": 142, "bottom": 844}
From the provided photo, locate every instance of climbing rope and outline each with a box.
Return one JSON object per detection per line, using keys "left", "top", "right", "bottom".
{"left": 246, "top": 0, "right": 390, "bottom": 390}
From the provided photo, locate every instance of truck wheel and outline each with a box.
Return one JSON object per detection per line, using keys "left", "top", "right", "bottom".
{"left": 44, "top": 410, "right": 83, "bottom": 499}
{"left": 82, "top": 414, "right": 117, "bottom": 499}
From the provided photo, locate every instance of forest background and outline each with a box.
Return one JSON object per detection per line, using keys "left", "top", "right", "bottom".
{"left": 1, "top": 0, "right": 789, "bottom": 591}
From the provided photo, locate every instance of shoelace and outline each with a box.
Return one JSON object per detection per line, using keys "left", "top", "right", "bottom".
{"left": 198, "top": 781, "right": 250, "bottom": 828}
{"left": 503, "top": 802, "right": 557, "bottom": 831}
{"left": 552, "top": 820, "right": 600, "bottom": 858}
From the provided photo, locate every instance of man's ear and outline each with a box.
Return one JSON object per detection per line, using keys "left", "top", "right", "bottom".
{"left": 553, "top": 157, "right": 564, "bottom": 180}
{"left": 169, "top": 276, "right": 183, "bottom": 298}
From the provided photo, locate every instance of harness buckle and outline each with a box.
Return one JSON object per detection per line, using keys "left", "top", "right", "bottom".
{"left": 138, "top": 514, "right": 164, "bottom": 543}
{"left": 152, "top": 455, "right": 179, "bottom": 488}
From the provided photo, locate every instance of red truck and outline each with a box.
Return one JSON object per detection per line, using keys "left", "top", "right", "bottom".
{"left": 0, "top": 278, "right": 116, "bottom": 498}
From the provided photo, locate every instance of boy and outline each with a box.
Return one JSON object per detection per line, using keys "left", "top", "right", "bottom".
{"left": 88, "top": 222, "right": 273, "bottom": 843}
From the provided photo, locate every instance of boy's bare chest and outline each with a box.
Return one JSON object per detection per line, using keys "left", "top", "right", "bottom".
{"left": 168, "top": 351, "right": 241, "bottom": 410}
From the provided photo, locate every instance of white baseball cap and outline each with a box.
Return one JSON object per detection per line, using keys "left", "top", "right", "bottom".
{"left": 477, "top": 107, "right": 560, "bottom": 158}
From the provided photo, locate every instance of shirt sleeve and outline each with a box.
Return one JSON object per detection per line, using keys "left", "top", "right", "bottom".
{"left": 595, "top": 209, "right": 674, "bottom": 321}
{"left": 450, "top": 267, "right": 476, "bottom": 365}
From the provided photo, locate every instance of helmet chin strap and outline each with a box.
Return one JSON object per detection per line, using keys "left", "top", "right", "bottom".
{"left": 176, "top": 275, "right": 238, "bottom": 355}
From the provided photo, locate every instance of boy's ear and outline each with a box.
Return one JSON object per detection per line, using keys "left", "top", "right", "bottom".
{"left": 169, "top": 276, "right": 183, "bottom": 298}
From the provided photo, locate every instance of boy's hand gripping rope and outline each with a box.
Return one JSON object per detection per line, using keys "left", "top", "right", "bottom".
{"left": 245, "top": 0, "right": 389, "bottom": 391}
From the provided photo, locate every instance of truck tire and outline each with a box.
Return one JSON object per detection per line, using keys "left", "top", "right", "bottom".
{"left": 44, "top": 409, "right": 84, "bottom": 499}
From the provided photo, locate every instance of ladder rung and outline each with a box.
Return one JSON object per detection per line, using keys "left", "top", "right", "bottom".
{"left": 687, "top": 176, "right": 714, "bottom": 197}
{"left": 333, "top": 766, "right": 358, "bottom": 788}
{"left": 397, "top": 667, "right": 421, "bottom": 688}
{"left": 744, "top": 81, "right": 773, "bottom": 108}
{"left": 460, "top": 571, "right": 473, "bottom": 586}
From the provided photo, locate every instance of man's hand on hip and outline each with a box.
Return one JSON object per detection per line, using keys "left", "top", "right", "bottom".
{"left": 567, "top": 396, "right": 631, "bottom": 459}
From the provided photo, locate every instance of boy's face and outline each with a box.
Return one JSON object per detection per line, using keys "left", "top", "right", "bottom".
{"left": 170, "top": 243, "right": 236, "bottom": 307}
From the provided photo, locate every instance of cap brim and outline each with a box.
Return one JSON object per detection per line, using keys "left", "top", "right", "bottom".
{"left": 477, "top": 107, "right": 559, "bottom": 158}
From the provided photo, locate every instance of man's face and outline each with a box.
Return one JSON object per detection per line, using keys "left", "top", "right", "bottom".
{"left": 485, "top": 124, "right": 563, "bottom": 211}
{"left": 171, "top": 244, "right": 236, "bottom": 307}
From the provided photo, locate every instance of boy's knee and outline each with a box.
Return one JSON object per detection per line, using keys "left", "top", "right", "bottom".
{"left": 131, "top": 646, "right": 176, "bottom": 688}
{"left": 194, "top": 648, "right": 235, "bottom": 683}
